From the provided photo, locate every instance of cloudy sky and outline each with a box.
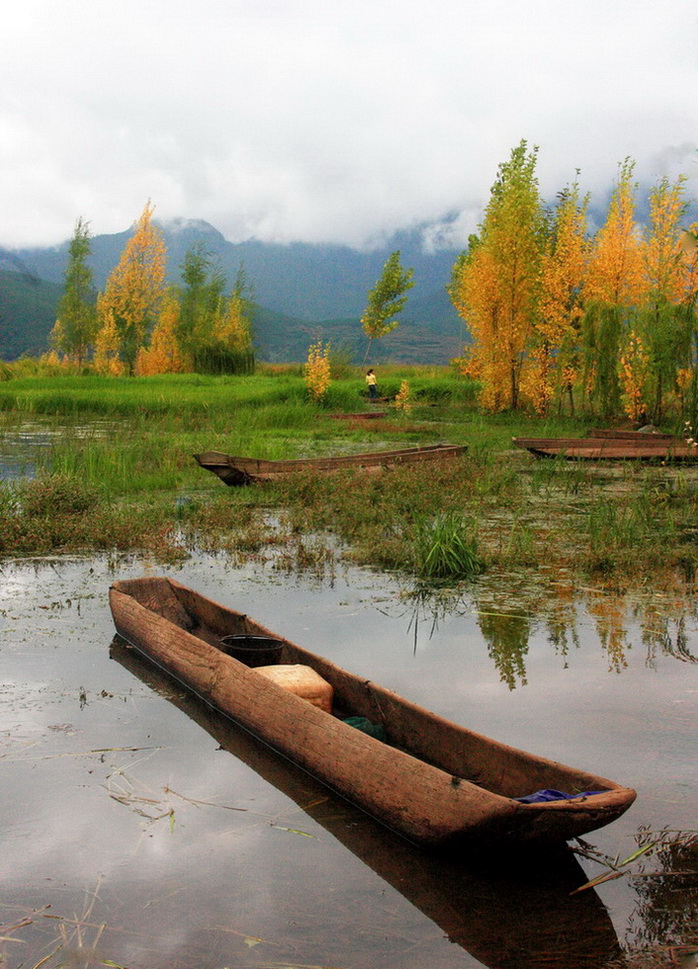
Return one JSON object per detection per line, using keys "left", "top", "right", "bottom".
{"left": 2, "top": 0, "right": 697, "bottom": 251}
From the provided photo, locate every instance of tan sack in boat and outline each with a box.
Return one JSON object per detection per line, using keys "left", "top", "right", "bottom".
{"left": 255, "top": 664, "right": 333, "bottom": 713}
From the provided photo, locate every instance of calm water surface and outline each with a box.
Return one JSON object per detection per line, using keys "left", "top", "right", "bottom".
{"left": 1, "top": 553, "right": 696, "bottom": 969}
{"left": 0, "top": 416, "right": 116, "bottom": 478}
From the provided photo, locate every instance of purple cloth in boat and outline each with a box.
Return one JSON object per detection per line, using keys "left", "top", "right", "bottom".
{"left": 514, "top": 789, "right": 604, "bottom": 803}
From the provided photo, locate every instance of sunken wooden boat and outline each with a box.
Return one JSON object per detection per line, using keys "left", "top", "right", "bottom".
{"left": 194, "top": 443, "right": 466, "bottom": 485}
{"left": 513, "top": 430, "right": 697, "bottom": 462}
{"left": 109, "top": 576, "right": 636, "bottom": 848}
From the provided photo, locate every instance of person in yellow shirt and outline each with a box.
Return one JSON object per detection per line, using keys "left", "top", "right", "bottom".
{"left": 365, "top": 369, "right": 378, "bottom": 400}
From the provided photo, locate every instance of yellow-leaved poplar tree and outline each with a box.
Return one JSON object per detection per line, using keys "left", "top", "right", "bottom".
{"left": 449, "top": 141, "right": 545, "bottom": 411}
{"left": 530, "top": 180, "right": 589, "bottom": 414}
{"left": 93, "top": 308, "right": 125, "bottom": 376}
{"left": 583, "top": 159, "right": 647, "bottom": 415}
{"left": 96, "top": 202, "right": 167, "bottom": 374}
{"left": 304, "top": 341, "right": 331, "bottom": 402}
{"left": 216, "top": 267, "right": 253, "bottom": 353}
{"left": 136, "top": 289, "right": 191, "bottom": 375}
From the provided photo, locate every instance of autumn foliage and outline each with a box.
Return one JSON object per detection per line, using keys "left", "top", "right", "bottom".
{"left": 50, "top": 202, "right": 255, "bottom": 377}
{"left": 304, "top": 341, "right": 332, "bottom": 401}
{"left": 449, "top": 143, "right": 545, "bottom": 411}
{"left": 450, "top": 144, "right": 698, "bottom": 421}
{"left": 96, "top": 202, "right": 167, "bottom": 374}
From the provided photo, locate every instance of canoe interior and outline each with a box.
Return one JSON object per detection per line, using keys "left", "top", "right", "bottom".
{"left": 194, "top": 443, "right": 466, "bottom": 484}
{"left": 111, "top": 576, "right": 633, "bottom": 805}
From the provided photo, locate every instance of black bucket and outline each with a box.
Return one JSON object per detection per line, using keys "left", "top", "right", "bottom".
{"left": 220, "top": 634, "right": 284, "bottom": 667}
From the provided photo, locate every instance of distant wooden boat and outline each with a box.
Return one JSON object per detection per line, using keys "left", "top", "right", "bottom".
{"left": 194, "top": 443, "right": 466, "bottom": 485}
{"left": 513, "top": 430, "right": 697, "bottom": 462}
{"left": 109, "top": 576, "right": 636, "bottom": 848}
{"left": 588, "top": 428, "right": 676, "bottom": 441}
{"left": 329, "top": 411, "right": 388, "bottom": 420}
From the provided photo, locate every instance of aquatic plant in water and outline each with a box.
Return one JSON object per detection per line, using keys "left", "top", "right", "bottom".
{"left": 412, "top": 512, "right": 484, "bottom": 582}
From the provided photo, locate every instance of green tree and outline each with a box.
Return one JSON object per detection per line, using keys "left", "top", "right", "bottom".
{"left": 361, "top": 250, "right": 414, "bottom": 361}
{"left": 50, "top": 217, "right": 96, "bottom": 366}
{"left": 177, "top": 242, "right": 226, "bottom": 361}
{"left": 637, "top": 176, "right": 692, "bottom": 423}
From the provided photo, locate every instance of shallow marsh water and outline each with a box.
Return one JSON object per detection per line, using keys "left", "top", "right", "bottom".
{"left": 1, "top": 553, "right": 696, "bottom": 969}
{"left": 0, "top": 416, "right": 116, "bottom": 479}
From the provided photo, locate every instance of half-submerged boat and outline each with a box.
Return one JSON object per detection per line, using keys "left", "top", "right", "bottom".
{"left": 513, "top": 429, "right": 697, "bottom": 462}
{"left": 194, "top": 443, "right": 466, "bottom": 486}
{"left": 109, "top": 577, "right": 636, "bottom": 848}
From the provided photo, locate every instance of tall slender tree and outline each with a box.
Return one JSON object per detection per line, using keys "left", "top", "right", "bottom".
{"left": 96, "top": 202, "right": 167, "bottom": 374}
{"left": 450, "top": 141, "right": 545, "bottom": 410}
{"left": 534, "top": 179, "right": 589, "bottom": 414}
{"left": 582, "top": 160, "right": 646, "bottom": 416}
{"left": 676, "top": 224, "right": 698, "bottom": 422}
{"left": 361, "top": 251, "right": 414, "bottom": 362}
{"left": 636, "top": 176, "right": 692, "bottom": 421}
{"left": 50, "top": 217, "right": 96, "bottom": 366}
{"left": 136, "top": 288, "right": 190, "bottom": 375}
{"left": 177, "top": 242, "right": 226, "bottom": 360}
{"left": 216, "top": 264, "right": 254, "bottom": 353}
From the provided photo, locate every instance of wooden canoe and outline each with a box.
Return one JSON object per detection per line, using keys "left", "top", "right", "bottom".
{"left": 112, "top": 636, "right": 622, "bottom": 966}
{"left": 109, "top": 576, "right": 636, "bottom": 848}
{"left": 513, "top": 434, "right": 697, "bottom": 461}
{"left": 589, "top": 428, "right": 677, "bottom": 441}
{"left": 329, "top": 411, "right": 388, "bottom": 420}
{"left": 194, "top": 443, "right": 466, "bottom": 485}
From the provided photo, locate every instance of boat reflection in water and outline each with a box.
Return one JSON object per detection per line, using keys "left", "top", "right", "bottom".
{"left": 111, "top": 638, "right": 622, "bottom": 969}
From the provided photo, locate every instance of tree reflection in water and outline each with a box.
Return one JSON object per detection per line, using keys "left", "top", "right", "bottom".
{"left": 477, "top": 606, "right": 531, "bottom": 689}
{"left": 401, "top": 577, "right": 698, "bottom": 687}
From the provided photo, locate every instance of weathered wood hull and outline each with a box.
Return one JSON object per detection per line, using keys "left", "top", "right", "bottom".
{"left": 513, "top": 433, "right": 696, "bottom": 461}
{"left": 194, "top": 443, "right": 466, "bottom": 485}
{"left": 112, "top": 638, "right": 623, "bottom": 967}
{"left": 329, "top": 411, "right": 388, "bottom": 420}
{"left": 109, "top": 577, "right": 636, "bottom": 848}
{"left": 589, "top": 429, "right": 676, "bottom": 441}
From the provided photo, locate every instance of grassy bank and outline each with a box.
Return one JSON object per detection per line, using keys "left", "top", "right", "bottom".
{"left": 1, "top": 370, "right": 697, "bottom": 593}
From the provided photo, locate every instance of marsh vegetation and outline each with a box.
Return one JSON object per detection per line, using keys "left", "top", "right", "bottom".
{"left": 2, "top": 367, "right": 698, "bottom": 596}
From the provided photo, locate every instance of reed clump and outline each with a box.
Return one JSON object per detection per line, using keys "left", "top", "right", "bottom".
{"left": 411, "top": 512, "right": 484, "bottom": 581}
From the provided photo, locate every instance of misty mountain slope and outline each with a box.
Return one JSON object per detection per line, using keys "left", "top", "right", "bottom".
{"left": 1, "top": 219, "right": 465, "bottom": 363}
{"left": 0, "top": 270, "right": 63, "bottom": 360}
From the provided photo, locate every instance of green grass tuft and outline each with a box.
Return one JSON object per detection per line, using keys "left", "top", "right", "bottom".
{"left": 411, "top": 512, "right": 484, "bottom": 582}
